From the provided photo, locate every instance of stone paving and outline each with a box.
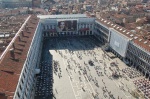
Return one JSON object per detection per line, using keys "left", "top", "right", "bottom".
{"left": 38, "top": 36, "right": 147, "bottom": 99}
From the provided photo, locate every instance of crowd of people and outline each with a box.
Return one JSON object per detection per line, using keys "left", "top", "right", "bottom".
{"left": 53, "top": 60, "right": 62, "bottom": 78}
{"left": 36, "top": 37, "right": 149, "bottom": 99}
{"left": 35, "top": 61, "right": 53, "bottom": 99}
{"left": 55, "top": 37, "right": 105, "bottom": 98}
{"left": 133, "top": 78, "right": 150, "bottom": 99}
{"left": 122, "top": 67, "right": 142, "bottom": 79}
{"left": 59, "top": 37, "right": 130, "bottom": 99}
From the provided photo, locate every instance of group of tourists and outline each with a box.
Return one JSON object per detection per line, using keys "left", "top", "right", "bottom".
{"left": 122, "top": 67, "right": 142, "bottom": 79}
{"left": 35, "top": 61, "right": 53, "bottom": 98}
{"left": 133, "top": 78, "right": 150, "bottom": 98}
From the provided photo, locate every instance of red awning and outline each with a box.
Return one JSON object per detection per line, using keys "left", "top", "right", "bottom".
{"left": 79, "top": 28, "right": 89, "bottom": 31}
{"left": 49, "top": 29, "right": 56, "bottom": 32}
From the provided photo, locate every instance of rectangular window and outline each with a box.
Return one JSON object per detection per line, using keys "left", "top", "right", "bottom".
{"left": 90, "top": 31, "right": 92, "bottom": 34}
{"left": 20, "top": 85, "right": 22, "bottom": 90}
{"left": 25, "top": 92, "right": 27, "bottom": 97}
{"left": 22, "top": 79, "right": 24, "bottom": 84}
{"left": 23, "top": 73, "right": 25, "bottom": 78}
{"left": 25, "top": 68, "right": 27, "bottom": 73}
{"left": 17, "top": 92, "right": 20, "bottom": 98}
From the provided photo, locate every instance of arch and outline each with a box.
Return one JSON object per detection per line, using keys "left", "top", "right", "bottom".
{"left": 85, "top": 32, "right": 87, "bottom": 35}
{"left": 145, "top": 73, "right": 149, "bottom": 78}
{"left": 138, "top": 67, "right": 142, "bottom": 73}
{"left": 80, "top": 32, "right": 82, "bottom": 35}
{"left": 90, "top": 32, "right": 92, "bottom": 35}
{"left": 87, "top": 31, "right": 89, "bottom": 35}
{"left": 70, "top": 32, "right": 72, "bottom": 36}
{"left": 79, "top": 32, "right": 81, "bottom": 35}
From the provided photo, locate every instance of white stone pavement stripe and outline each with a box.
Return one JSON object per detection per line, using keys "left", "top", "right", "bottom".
{"left": 67, "top": 39, "right": 96, "bottom": 97}
{"left": 106, "top": 68, "right": 131, "bottom": 98}
{"left": 64, "top": 39, "right": 95, "bottom": 98}
{"left": 53, "top": 37, "right": 137, "bottom": 98}
{"left": 56, "top": 38, "right": 77, "bottom": 99}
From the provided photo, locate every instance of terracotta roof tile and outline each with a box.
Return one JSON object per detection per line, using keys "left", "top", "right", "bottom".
{"left": 96, "top": 17, "right": 150, "bottom": 52}
{"left": 0, "top": 15, "right": 39, "bottom": 98}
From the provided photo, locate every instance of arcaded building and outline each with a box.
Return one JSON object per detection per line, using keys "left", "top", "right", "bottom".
{"left": 0, "top": 14, "right": 149, "bottom": 99}
{"left": 95, "top": 17, "right": 150, "bottom": 78}
{"left": 38, "top": 14, "right": 95, "bottom": 37}
{"left": 0, "top": 14, "right": 95, "bottom": 99}
{"left": 0, "top": 15, "right": 42, "bottom": 99}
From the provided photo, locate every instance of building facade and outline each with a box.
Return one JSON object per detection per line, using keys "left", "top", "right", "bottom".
{"left": 13, "top": 14, "right": 95, "bottom": 99}
{"left": 94, "top": 17, "right": 150, "bottom": 79}
{"left": 39, "top": 14, "right": 150, "bottom": 79}
{"left": 14, "top": 22, "right": 43, "bottom": 99}
{"left": 38, "top": 14, "right": 95, "bottom": 37}
{"left": 0, "top": 14, "right": 150, "bottom": 99}
{"left": 38, "top": 14, "right": 150, "bottom": 79}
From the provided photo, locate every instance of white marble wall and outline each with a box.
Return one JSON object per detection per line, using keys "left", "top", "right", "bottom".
{"left": 14, "top": 22, "right": 43, "bottom": 99}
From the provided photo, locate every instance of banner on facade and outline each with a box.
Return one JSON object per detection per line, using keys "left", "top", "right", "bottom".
{"left": 58, "top": 20, "right": 77, "bottom": 31}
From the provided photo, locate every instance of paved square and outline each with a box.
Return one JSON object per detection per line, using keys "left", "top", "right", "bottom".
{"left": 40, "top": 36, "right": 146, "bottom": 99}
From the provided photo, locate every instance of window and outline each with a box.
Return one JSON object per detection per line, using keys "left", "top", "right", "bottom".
{"left": 90, "top": 31, "right": 92, "bottom": 34}
{"left": 23, "top": 73, "right": 25, "bottom": 78}
{"left": 21, "top": 79, "right": 24, "bottom": 84}
{"left": 26, "top": 59, "right": 29, "bottom": 67}
{"left": 20, "top": 85, "right": 22, "bottom": 90}
{"left": 25, "top": 92, "right": 27, "bottom": 97}
{"left": 25, "top": 68, "right": 27, "bottom": 73}
{"left": 17, "top": 92, "right": 20, "bottom": 98}
{"left": 47, "top": 25, "right": 48, "bottom": 29}
{"left": 28, "top": 53, "right": 31, "bottom": 61}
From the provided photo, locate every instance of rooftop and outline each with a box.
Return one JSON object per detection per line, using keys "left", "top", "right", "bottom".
{"left": 0, "top": 15, "right": 39, "bottom": 99}
{"left": 0, "top": 15, "right": 28, "bottom": 56}
{"left": 37, "top": 14, "right": 88, "bottom": 19}
{"left": 96, "top": 17, "right": 150, "bottom": 52}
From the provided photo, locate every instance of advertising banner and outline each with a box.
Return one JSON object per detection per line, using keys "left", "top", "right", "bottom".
{"left": 58, "top": 20, "right": 77, "bottom": 31}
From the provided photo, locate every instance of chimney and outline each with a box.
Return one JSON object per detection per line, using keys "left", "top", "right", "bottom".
{"left": 18, "top": 35, "right": 21, "bottom": 41}
{"left": 10, "top": 48, "right": 15, "bottom": 59}
{"left": 25, "top": 23, "right": 28, "bottom": 30}
{"left": 4, "top": 33, "right": 6, "bottom": 38}
{"left": 12, "top": 43, "right": 15, "bottom": 49}
{"left": 21, "top": 30, "right": 24, "bottom": 37}
{"left": 26, "top": 26, "right": 29, "bottom": 31}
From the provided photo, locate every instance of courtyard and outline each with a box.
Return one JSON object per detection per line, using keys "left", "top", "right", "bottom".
{"left": 35, "top": 36, "right": 148, "bottom": 99}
